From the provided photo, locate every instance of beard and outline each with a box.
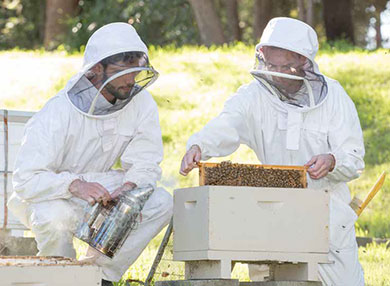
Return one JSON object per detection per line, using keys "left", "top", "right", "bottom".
{"left": 272, "top": 77, "right": 303, "bottom": 94}
{"left": 104, "top": 83, "right": 133, "bottom": 101}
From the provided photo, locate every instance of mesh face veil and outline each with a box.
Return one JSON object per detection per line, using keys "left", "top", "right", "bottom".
{"left": 251, "top": 47, "right": 328, "bottom": 108}
{"left": 68, "top": 52, "right": 159, "bottom": 116}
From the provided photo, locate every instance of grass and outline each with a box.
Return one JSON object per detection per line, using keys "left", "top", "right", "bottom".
{"left": 114, "top": 229, "right": 390, "bottom": 285}
{"left": 2, "top": 45, "right": 390, "bottom": 284}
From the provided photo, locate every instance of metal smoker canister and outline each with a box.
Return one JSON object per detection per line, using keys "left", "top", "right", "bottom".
{"left": 75, "top": 185, "right": 154, "bottom": 258}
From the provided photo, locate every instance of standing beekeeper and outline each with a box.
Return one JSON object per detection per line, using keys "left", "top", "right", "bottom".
{"left": 180, "top": 17, "right": 365, "bottom": 286}
{"left": 8, "top": 23, "right": 173, "bottom": 286}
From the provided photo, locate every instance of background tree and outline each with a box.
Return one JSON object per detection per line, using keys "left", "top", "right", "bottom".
{"left": 0, "top": 0, "right": 45, "bottom": 49}
{"left": 188, "top": 0, "right": 226, "bottom": 46}
{"left": 253, "top": 0, "right": 273, "bottom": 41}
{"left": 63, "top": 0, "right": 198, "bottom": 51}
{"left": 1, "top": 0, "right": 390, "bottom": 50}
{"left": 44, "top": 0, "right": 79, "bottom": 50}
{"left": 225, "top": 0, "right": 242, "bottom": 42}
{"left": 369, "top": 0, "right": 388, "bottom": 48}
{"left": 322, "top": 0, "right": 355, "bottom": 43}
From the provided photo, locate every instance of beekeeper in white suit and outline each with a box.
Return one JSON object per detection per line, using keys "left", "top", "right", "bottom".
{"left": 180, "top": 17, "right": 365, "bottom": 286}
{"left": 8, "top": 23, "right": 173, "bottom": 286}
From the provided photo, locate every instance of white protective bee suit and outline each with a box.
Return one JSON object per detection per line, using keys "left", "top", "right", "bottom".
{"left": 186, "top": 18, "right": 365, "bottom": 286}
{"left": 8, "top": 23, "right": 173, "bottom": 282}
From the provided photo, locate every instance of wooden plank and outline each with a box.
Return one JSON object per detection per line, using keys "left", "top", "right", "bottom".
{"left": 199, "top": 162, "right": 307, "bottom": 170}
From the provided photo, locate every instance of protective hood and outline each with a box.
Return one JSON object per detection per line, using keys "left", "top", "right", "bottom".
{"left": 251, "top": 17, "right": 327, "bottom": 110}
{"left": 255, "top": 17, "right": 320, "bottom": 73}
{"left": 64, "top": 22, "right": 158, "bottom": 117}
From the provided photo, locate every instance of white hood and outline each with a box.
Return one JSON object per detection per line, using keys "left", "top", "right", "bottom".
{"left": 82, "top": 23, "right": 148, "bottom": 73}
{"left": 255, "top": 17, "right": 320, "bottom": 73}
{"left": 64, "top": 22, "right": 156, "bottom": 118}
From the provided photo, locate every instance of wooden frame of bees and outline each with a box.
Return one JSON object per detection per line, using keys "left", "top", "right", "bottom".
{"left": 198, "top": 161, "right": 307, "bottom": 188}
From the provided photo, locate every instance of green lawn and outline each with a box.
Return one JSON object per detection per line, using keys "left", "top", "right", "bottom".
{"left": 2, "top": 45, "right": 390, "bottom": 284}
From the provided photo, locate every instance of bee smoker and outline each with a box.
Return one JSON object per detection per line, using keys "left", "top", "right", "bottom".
{"left": 75, "top": 185, "right": 154, "bottom": 258}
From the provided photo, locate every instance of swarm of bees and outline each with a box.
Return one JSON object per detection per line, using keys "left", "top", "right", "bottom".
{"left": 203, "top": 161, "right": 305, "bottom": 188}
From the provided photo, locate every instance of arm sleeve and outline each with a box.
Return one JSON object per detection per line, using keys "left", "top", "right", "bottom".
{"left": 326, "top": 83, "right": 365, "bottom": 183}
{"left": 120, "top": 95, "right": 163, "bottom": 188}
{"left": 187, "top": 89, "right": 251, "bottom": 160}
{"left": 12, "top": 105, "right": 79, "bottom": 203}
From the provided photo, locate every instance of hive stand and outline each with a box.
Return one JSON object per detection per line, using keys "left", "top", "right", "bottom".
{"left": 184, "top": 259, "right": 324, "bottom": 281}
{"left": 156, "top": 280, "right": 322, "bottom": 286}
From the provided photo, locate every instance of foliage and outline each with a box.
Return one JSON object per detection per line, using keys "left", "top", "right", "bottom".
{"left": 0, "top": 0, "right": 45, "bottom": 49}
{"left": 1, "top": 0, "right": 390, "bottom": 50}
{"left": 62, "top": 0, "right": 199, "bottom": 52}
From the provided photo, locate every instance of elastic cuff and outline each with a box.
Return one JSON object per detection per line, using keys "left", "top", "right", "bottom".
{"left": 122, "top": 176, "right": 156, "bottom": 189}
{"left": 328, "top": 153, "right": 336, "bottom": 172}
{"left": 65, "top": 175, "right": 81, "bottom": 198}
{"left": 186, "top": 143, "right": 199, "bottom": 152}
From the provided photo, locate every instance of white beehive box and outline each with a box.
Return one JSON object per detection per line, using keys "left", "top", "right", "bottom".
{"left": 0, "top": 256, "right": 101, "bottom": 285}
{"left": 173, "top": 186, "right": 330, "bottom": 280}
{"left": 0, "top": 109, "right": 35, "bottom": 232}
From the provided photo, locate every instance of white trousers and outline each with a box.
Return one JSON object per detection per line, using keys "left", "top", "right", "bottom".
{"left": 23, "top": 171, "right": 173, "bottom": 281}
{"left": 249, "top": 195, "right": 364, "bottom": 286}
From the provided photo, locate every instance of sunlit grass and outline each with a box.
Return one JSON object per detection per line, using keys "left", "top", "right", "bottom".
{"left": 2, "top": 45, "right": 390, "bottom": 284}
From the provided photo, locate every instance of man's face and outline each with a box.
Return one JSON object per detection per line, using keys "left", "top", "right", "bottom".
{"left": 262, "top": 47, "right": 306, "bottom": 93}
{"left": 102, "top": 60, "right": 140, "bottom": 101}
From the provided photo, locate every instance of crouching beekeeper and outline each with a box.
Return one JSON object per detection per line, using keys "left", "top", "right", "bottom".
{"left": 8, "top": 23, "right": 173, "bottom": 286}
{"left": 180, "top": 17, "right": 365, "bottom": 286}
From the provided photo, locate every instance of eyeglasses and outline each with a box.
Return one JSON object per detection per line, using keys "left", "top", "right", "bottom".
{"left": 264, "top": 61, "right": 304, "bottom": 73}
{"left": 102, "top": 52, "right": 149, "bottom": 68}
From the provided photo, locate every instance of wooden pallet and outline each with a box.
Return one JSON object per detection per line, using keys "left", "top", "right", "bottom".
{"left": 198, "top": 162, "right": 307, "bottom": 188}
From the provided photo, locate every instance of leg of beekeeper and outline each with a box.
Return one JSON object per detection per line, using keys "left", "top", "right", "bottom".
{"left": 26, "top": 197, "right": 84, "bottom": 257}
{"left": 247, "top": 193, "right": 365, "bottom": 285}
{"left": 25, "top": 170, "right": 131, "bottom": 258}
{"left": 95, "top": 187, "right": 173, "bottom": 281}
{"left": 248, "top": 264, "right": 270, "bottom": 281}
{"left": 318, "top": 195, "right": 365, "bottom": 286}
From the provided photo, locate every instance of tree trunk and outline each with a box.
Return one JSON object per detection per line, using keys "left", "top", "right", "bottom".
{"left": 375, "top": 12, "right": 382, "bottom": 48}
{"left": 44, "top": 0, "right": 78, "bottom": 50}
{"left": 306, "top": 0, "right": 314, "bottom": 27}
{"left": 225, "top": 0, "right": 242, "bottom": 42}
{"left": 188, "top": 0, "right": 226, "bottom": 46}
{"left": 254, "top": 0, "right": 273, "bottom": 41}
{"left": 297, "top": 0, "right": 306, "bottom": 22}
{"left": 322, "top": 0, "right": 355, "bottom": 43}
{"left": 371, "top": 0, "right": 388, "bottom": 48}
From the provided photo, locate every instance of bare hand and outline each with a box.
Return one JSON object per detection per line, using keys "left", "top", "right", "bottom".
{"left": 304, "top": 154, "right": 335, "bottom": 180}
{"left": 180, "top": 145, "right": 201, "bottom": 176}
{"left": 69, "top": 179, "right": 111, "bottom": 206}
{"left": 110, "top": 182, "right": 137, "bottom": 200}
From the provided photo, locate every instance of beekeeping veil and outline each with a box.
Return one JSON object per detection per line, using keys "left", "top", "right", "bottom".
{"left": 66, "top": 23, "right": 158, "bottom": 116}
{"left": 251, "top": 17, "right": 327, "bottom": 108}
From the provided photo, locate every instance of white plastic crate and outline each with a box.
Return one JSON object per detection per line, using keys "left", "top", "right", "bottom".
{"left": 1, "top": 109, "right": 35, "bottom": 231}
